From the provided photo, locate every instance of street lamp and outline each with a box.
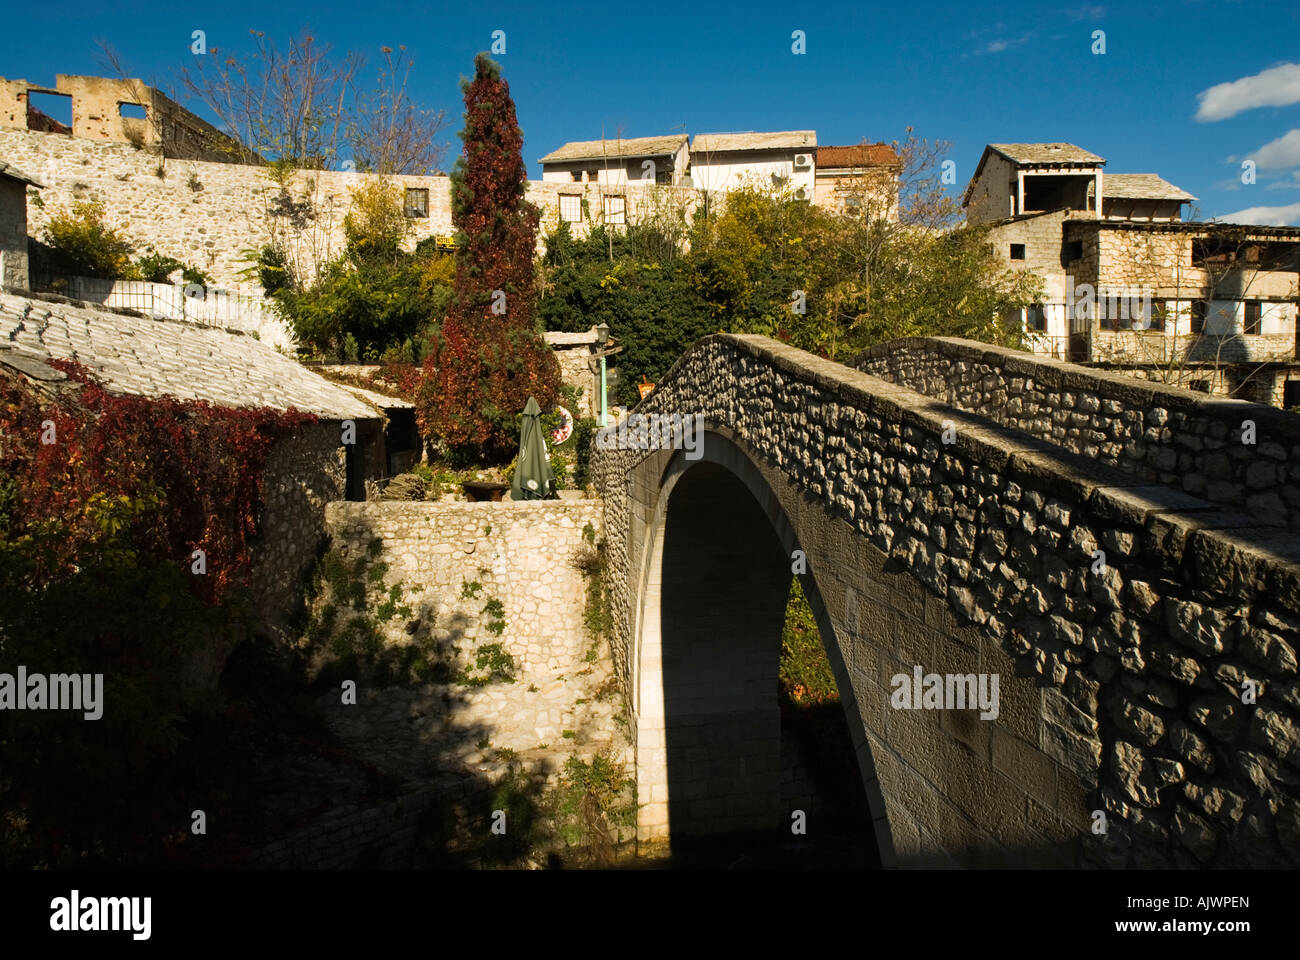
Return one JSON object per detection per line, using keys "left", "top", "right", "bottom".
{"left": 595, "top": 323, "right": 610, "bottom": 427}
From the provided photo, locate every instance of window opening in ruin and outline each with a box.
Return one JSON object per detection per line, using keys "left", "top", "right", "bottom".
{"left": 1010, "top": 243, "right": 1025, "bottom": 260}
{"left": 1064, "top": 240, "right": 1083, "bottom": 262}
{"left": 403, "top": 188, "right": 429, "bottom": 219}
{"left": 27, "top": 91, "right": 72, "bottom": 134}
{"left": 1191, "top": 300, "right": 1207, "bottom": 334}
{"left": 1244, "top": 300, "right": 1262, "bottom": 335}
{"left": 118, "top": 102, "right": 147, "bottom": 120}
{"left": 1190, "top": 379, "right": 1211, "bottom": 394}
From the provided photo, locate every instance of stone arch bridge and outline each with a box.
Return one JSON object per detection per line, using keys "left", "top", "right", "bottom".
{"left": 592, "top": 334, "right": 1300, "bottom": 868}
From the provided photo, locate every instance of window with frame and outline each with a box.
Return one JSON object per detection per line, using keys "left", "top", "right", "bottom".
{"left": 1191, "top": 300, "right": 1207, "bottom": 334}
{"left": 602, "top": 194, "right": 626, "bottom": 225}
{"left": 559, "top": 194, "right": 582, "bottom": 223}
{"left": 1026, "top": 304, "right": 1047, "bottom": 332}
{"left": 403, "top": 187, "right": 429, "bottom": 218}
{"left": 1146, "top": 301, "right": 1168, "bottom": 332}
{"left": 1244, "top": 301, "right": 1262, "bottom": 335}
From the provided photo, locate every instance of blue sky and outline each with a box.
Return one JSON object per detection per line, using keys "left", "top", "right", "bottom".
{"left": 5, "top": 0, "right": 1300, "bottom": 222}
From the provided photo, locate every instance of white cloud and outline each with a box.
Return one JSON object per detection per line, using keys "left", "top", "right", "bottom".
{"left": 1218, "top": 201, "right": 1300, "bottom": 226}
{"left": 1246, "top": 128, "right": 1300, "bottom": 170}
{"left": 1067, "top": 5, "right": 1106, "bottom": 20}
{"left": 1264, "top": 170, "right": 1300, "bottom": 190}
{"left": 976, "top": 32, "right": 1034, "bottom": 55}
{"left": 1196, "top": 63, "right": 1300, "bottom": 122}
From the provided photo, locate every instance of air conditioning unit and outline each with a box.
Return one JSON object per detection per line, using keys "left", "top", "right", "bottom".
{"left": 793, "top": 153, "right": 813, "bottom": 169}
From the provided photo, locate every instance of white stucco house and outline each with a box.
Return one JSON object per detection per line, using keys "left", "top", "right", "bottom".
{"left": 538, "top": 134, "right": 690, "bottom": 187}
{"left": 688, "top": 130, "right": 817, "bottom": 199}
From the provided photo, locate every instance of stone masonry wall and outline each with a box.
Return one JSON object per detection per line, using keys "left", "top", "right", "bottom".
{"left": 320, "top": 499, "right": 626, "bottom": 770}
{"left": 251, "top": 497, "right": 630, "bottom": 867}
{"left": 595, "top": 333, "right": 1300, "bottom": 866}
{"left": 855, "top": 337, "right": 1300, "bottom": 531}
{"left": 247, "top": 422, "right": 347, "bottom": 634}
{"left": 0, "top": 175, "right": 27, "bottom": 289}
{"left": 1, "top": 128, "right": 697, "bottom": 291}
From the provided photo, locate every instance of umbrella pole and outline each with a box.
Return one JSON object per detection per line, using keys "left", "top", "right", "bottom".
{"left": 599, "top": 355, "right": 607, "bottom": 427}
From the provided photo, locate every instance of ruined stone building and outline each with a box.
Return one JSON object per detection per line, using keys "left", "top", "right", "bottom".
{"left": 964, "top": 143, "right": 1300, "bottom": 408}
{"left": 0, "top": 74, "right": 245, "bottom": 163}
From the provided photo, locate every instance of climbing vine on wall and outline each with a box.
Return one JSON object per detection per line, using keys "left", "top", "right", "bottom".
{"left": 1, "top": 360, "right": 317, "bottom": 603}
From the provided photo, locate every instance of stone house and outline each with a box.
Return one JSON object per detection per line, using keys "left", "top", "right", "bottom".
{"left": 0, "top": 158, "right": 39, "bottom": 290}
{"left": 813, "top": 143, "right": 900, "bottom": 218}
{"left": 965, "top": 142, "right": 1300, "bottom": 408}
{"left": 0, "top": 290, "right": 395, "bottom": 657}
{"left": 539, "top": 134, "right": 689, "bottom": 187}
{"left": 688, "top": 130, "right": 817, "bottom": 201}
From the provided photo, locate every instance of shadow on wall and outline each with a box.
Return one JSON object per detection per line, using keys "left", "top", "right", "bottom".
{"left": 241, "top": 504, "right": 633, "bottom": 869}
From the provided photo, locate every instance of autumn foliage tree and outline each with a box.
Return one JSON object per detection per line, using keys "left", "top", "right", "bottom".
{"left": 417, "top": 53, "right": 560, "bottom": 460}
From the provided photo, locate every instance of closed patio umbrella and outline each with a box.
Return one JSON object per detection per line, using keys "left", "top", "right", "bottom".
{"left": 511, "top": 396, "right": 554, "bottom": 501}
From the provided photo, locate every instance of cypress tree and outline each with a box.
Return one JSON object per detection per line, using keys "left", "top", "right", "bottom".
{"left": 419, "top": 53, "right": 560, "bottom": 459}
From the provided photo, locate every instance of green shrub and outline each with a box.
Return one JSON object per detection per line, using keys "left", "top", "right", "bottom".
{"left": 41, "top": 199, "right": 136, "bottom": 279}
{"left": 134, "top": 249, "right": 211, "bottom": 285}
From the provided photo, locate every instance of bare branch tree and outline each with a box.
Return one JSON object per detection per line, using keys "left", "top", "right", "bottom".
{"left": 348, "top": 46, "right": 448, "bottom": 176}
{"left": 174, "top": 29, "right": 363, "bottom": 168}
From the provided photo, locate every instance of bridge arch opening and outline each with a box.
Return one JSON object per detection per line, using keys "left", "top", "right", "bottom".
{"left": 632, "top": 435, "right": 889, "bottom": 866}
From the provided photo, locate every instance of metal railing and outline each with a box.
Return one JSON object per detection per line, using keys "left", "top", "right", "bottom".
{"left": 28, "top": 274, "right": 295, "bottom": 350}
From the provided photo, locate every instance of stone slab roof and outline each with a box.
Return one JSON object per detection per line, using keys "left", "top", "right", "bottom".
{"left": 544, "top": 328, "right": 601, "bottom": 347}
{"left": 816, "top": 144, "right": 900, "bottom": 169}
{"left": 0, "top": 159, "right": 42, "bottom": 187}
{"left": 988, "top": 143, "right": 1105, "bottom": 166}
{"left": 340, "top": 382, "right": 414, "bottom": 410}
{"left": 1103, "top": 173, "right": 1196, "bottom": 202}
{"left": 0, "top": 292, "right": 380, "bottom": 421}
{"left": 538, "top": 135, "right": 687, "bottom": 164}
{"left": 692, "top": 131, "right": 816, "bottom": 153}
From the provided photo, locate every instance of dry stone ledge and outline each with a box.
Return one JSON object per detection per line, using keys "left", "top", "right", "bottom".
{"left": 594, "top": 332, "right": 1300, "bottom": 868}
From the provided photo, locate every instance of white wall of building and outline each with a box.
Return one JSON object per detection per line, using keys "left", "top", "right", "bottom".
{"left": 690, "top": 150, "right": 815, "bottom": 198}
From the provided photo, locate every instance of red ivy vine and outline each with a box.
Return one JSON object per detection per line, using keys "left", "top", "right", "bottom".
{"left": 1, "top": 360, "right": 317, "bottom": 604}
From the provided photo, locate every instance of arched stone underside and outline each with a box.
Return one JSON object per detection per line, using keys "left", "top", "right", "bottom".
{"left": 631, "top": 435, "right": 893, "bottom": 859}
{"left": 595, "top": 334, "right": 1300, "bottom": 869}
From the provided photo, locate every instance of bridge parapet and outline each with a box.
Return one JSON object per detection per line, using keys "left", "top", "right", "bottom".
{"left": 854, "top": 337, "right": 1300, "bottom": 531}
{"left": 595, "top": 333, "right": 1300, "bottom": 867}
